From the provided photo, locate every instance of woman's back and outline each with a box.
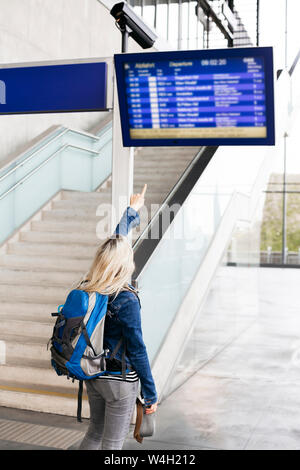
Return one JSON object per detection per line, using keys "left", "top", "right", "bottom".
{"left": 78, "top": 187, "right": 157, "bottom": 450}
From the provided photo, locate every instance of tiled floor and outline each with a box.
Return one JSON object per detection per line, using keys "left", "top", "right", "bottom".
{"left": 1, "top": 267, "right": 300, "bottom": 450}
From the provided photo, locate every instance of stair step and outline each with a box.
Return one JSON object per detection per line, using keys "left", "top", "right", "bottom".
{"left": 0, "top": 379, "right": 81, "bottom": 397}
{"left": 0, "top": 254, "right": 91, "bottom": 272}
{"left": 135, "top": 156, "right": 193, "bottom": 165}
{"left": 61, "top": 190, "right": 110, "bottom": 201}
{"left": 137, "top": 158, "right": 196, "bottom": 164}
{"left": 50, "top": 200, "right": 163, "bottom": 217}
{"left": 59, "top": 192, "right": 111, "bottom": 203}
{"left": 0, "top": 284, "right": 68, "bottom": 304}
{"left": 0, "top": 333, "right": 51, "bottom": 362}
{"left": 42, "top": 208, "right": 105, "bottom": 221}
{"left": 134, "top": 178, "right": 182, "bottom": 186}
{"left": 52, "top": 199, "right": 110, "bottom": 211}
{"left": 28, "top": 223, "right": 140, "bottom": 244}
{"left": 0, "top": 302, "right": 57, "bottom": 322}
{"left": 20, "top": 230, "right": 100, "bottom": 246}
{"left": 134, "top": 174, "right": 182, "bottom": 182}
{"left": 137, "top": 147, "right": 199, "bottom": 156}
{"left": 41, "top": 207, "right": 152, "bottom": 225}
{"left": 31, "top": 219, "right": 104, "bottom": 234}
{"left": 0, "top": 364, "right": 79, "bottom": 391}
{"left": 7, "top": 241, "right": 98, "bottom": 259}
{"left": 135, "top": 166, "right": 184, "bottom": 174}
{"left": 0, "top": 318, "right": 52, "bottom": 339}
{"left": 0, "top": 268, "right": 80, "bottom": 287}
{"left": 53, "top": 194, "right": 165, "bottom": 211}
{"left": 0, "top": 379, "right": 89, "bottom": 419}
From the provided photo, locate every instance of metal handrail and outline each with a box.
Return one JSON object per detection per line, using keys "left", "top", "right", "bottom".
{"left": 0, "top": 127, "right": 68, "bottom": 183}
{"left": 0, "top": 124, "right": 111, "bottom": 184}
{"left": 0, "top": 143, "right": 105, "bottom": 202}
{"left": 289, "top": 48, "right": 300, "bottom": 76}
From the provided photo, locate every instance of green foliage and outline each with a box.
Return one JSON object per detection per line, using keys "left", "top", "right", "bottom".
{"left": 260, "top": 174, "right": 300, "bottom": 252}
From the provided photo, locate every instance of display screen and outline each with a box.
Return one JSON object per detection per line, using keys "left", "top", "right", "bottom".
{"left": 0, "top": 61, "right": 107, "bottom": 115}
{"left": 114, "top": 47, "right": 275, "bottom": 147}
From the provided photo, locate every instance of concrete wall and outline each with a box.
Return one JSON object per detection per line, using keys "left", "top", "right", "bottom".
{"left": 0, "top": 0, "right": 144, "bottom": 167}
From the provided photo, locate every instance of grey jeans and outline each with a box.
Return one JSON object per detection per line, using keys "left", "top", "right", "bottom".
{"left": 78, "top": 379, "right": 139, "bottom": 450}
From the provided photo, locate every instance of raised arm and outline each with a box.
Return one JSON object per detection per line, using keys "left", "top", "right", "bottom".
{"left": 114, "top": 184, "right": 147, "bottom": 237}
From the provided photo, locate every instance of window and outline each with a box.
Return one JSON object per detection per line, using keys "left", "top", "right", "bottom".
{"left": 169, "top": 1, "right": 179, "bottom": 48}
{"left": 156, "top": 0, "right": 169, "bottom": 40}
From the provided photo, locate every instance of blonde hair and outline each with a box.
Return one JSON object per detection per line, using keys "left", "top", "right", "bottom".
{"left": 78, "top": 234, "right": 135, "bottom": 297}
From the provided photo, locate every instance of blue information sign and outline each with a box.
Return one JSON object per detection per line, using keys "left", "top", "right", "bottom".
{"left": 114, "top": 47, "right": 275, "bottom": 147}
{"left": 0, "top": 61, "right": 107, "bottom": 114}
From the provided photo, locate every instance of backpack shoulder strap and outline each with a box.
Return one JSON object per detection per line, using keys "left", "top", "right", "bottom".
{"left": 82, "top": 292, "right": 97, "bottom": 326}
{"left": 109, "top": 338, "right": 123, "bottom": 361}
{"left": 122, "top": 284, "right": 141, "bottom": 308}
{"left": 76, "top": 291, "right": 99, "bottom": 423}
{"left": 77, "top": 380, "right": 83, "bottom": 423}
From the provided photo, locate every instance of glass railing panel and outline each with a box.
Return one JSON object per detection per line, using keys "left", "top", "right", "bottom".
{"left": 0, "top": 128, "right": 65, "bottom": 195}
{"left": 91, "top": 139, "right": 112, "bottom": 190}
{"left": 92, "top": 123, "right": 113, "bottom": 190}
{"left": 0, "top": 122, "right": 113, "bottom": 245}
{"left": 62, "top": 129, "right": 98, "bottom": 149}
{"left": 61, "top": 146, "right": 99, "bottom": 192}
{"left": 137, "top": 178, "right": 232, "bottom": 364}
{"left": 290, "top": 59, "right": 300, "bottom": 115}
{"left": 137, "top": 134, "right": 273, "bottom": 366}
{"left": 61, "top": 126, "right": 112, "bottom": 192}
{"left": 251, "top": 51, "right": 300, "bottom": 267}
{"left": 227, "top": 185, "right": 267, "bottom": 266}
{"left": 0, "top": 127, "right": 64, "bottom": 180}
{"left": 14, "top": 154, "right": 61, "bottom": 228}
{"left": 0, "top": 192, "right": 15, "bottom": 246}
{"left": 0, "top": 153, "right": 61, "bottom": 244}
{"left": 12, "top": 133, "right": 66, "bottom": 187}
{"left": 159, "top": 53, "right": 300, "bottom": 395}
{"left": 0, "top": 172, "right": 16, "bottom": 199}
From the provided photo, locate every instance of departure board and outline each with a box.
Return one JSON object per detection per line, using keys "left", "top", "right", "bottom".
{"left": 114, "top": 47, "right": 275, "bottom": 147}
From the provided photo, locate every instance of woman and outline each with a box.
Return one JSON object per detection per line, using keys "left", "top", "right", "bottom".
{"left": 78, "top": 184, "right": 158, "bottom": 450}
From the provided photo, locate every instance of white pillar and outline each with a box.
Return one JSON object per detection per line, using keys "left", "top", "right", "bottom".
{"left": 111, "top": 74, "right": 134, "bottom": 236}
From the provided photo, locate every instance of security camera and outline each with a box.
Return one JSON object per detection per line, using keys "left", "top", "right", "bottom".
{"left": 110, "top": 2, "right": 157, "bottom": 49}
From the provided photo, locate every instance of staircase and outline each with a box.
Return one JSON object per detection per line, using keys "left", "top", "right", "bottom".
{"left": 0, "top": 146, "right": 199, "bottom": 417}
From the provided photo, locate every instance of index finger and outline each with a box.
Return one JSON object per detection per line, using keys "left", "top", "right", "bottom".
{"left": 141, "top": 183, "right": 147, "bottom": 196}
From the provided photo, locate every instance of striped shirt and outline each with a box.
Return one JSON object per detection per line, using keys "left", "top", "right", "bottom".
{"left": 96, "top": 370, "right": 139, "bottom": 383}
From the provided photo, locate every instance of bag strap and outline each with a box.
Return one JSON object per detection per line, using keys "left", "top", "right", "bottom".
{"left": 108, "top": 337, "right": 127, "bottom": 380}
{"left": 76, "top": 293, "right": 97, "bottom": 423}
{"left": 109, "top": 338, "right": 123, "bottom": 361}
{"left": 83, "top": 292, "right": 97, "bottom": 326}
{"left": 80, "top": 321, "right": 97, "bottom": 356}
{"left": 133, "top": 397, "right": 144, "bottom": 444}
{"left": 106, "top": 287, "right": 138, "bottom": 380}
{"left": 121, "top": 342, "right": 126, "bottom": 380}
{"left": 77, "top": 380, "right": 83, "bottom": 423}
{"left": 123, "top": 285, "right": 141, "bottom": 308}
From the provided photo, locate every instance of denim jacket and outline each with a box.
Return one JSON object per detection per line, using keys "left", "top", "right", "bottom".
{"left": 102, "top": 207, "right": 158, "bottom": 406}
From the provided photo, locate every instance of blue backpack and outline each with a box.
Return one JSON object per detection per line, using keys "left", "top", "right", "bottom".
{"left": 48, "top": 288, "right": 127, "bottom": 421}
